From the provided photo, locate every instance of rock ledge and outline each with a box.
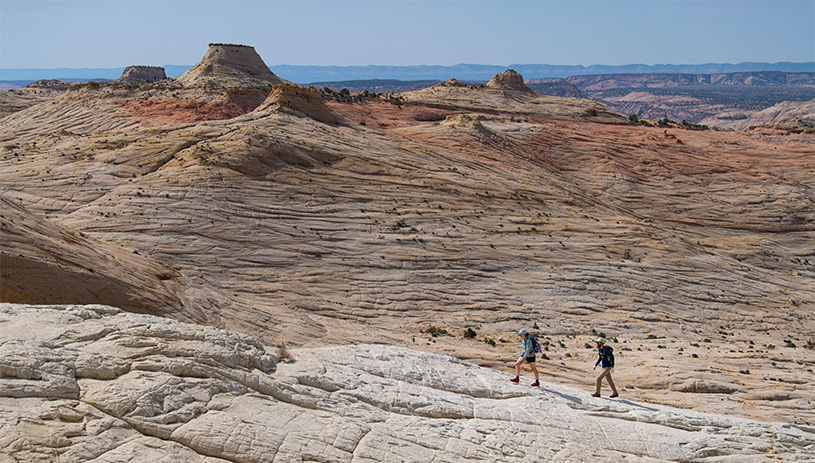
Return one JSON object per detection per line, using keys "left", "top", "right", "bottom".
{"left": 1, "top": 303, "right": 812, "bottom": 462}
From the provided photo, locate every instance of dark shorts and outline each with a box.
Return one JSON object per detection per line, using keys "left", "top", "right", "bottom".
{"left": 524, "top": 355, "right": 536, "bottom": 363}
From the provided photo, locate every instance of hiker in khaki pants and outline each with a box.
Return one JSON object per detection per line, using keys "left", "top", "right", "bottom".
{"left": 591, "top": 337, "right": 618, "bottom": 398}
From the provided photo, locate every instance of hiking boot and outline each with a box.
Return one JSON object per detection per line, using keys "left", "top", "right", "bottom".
{"left": 591, "top": 393, "right": 601, "bottom": 397}
{"left": 610, "top": 393, "right": 619, "bottom": 398}
{"left": 510, "top": 376, "right": 519, "bottom": 383}
{"left": 530, "top": 381, "right": 540, "bottom": 387}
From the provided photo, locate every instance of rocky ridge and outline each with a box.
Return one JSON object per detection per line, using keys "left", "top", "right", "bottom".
{"left": 400, "top": 74, "right": 621, "bottom": 122}
{"left": 1, "top": 303, "right": 813, "bottom": 462}
{"left": 722, "top": 99, "right": 815, "bottom": 131}
{"left": 0, "top": 80, "right": 70, "bottom": 118}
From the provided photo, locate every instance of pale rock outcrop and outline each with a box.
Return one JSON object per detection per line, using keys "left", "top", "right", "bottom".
{"left": 437, "top": 77, "right": 469, "bottom": 87}
{"left": 402, "top": 69, "right": 623, "bottom": 122}
{"left": 1, "top": 303, "right": 813, "bottom": 462}
{"left": 175, "top": 43, "right": 291, "bottom": 89}
{"left": 26, "top": 79, "right": 72, "bottom": 90}
{"left": 485, "top": 69, "right": 535, "bottom": 93}
{"left": 118, "top": 66, "right": 167, "bottom": 83}
{"left": 255, "top": 85, "right": 342, "bottom": 124}
{"left": 702, "top": 99, "right": 815, "bottom": 131}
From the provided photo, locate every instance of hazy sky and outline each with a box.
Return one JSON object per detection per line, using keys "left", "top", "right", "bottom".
{"left": 1, "top": 0, "right": 813, "bottom": 69}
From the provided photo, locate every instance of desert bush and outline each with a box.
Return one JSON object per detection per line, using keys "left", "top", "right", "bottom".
{"left": 276, "top": 343, "right": 293, "bottom": 362}
{"left": 423, "top": 326, "right": 448, "bottom": 337}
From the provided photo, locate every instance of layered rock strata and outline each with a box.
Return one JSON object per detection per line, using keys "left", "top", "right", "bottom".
{"left": 1, "top": 49, "right": 813, "bottom": 425}
{"left": 174, "top": 43, "right": 291, "bottom": 89}
{"left": 1, "top": 303, "right": 813, "bottom": 462}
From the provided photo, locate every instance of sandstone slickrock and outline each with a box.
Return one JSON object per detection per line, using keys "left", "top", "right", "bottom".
{"left": 0, "top": 80, "right": 70, "bottom": 118}
{"left": 1, "top": 47, "right": 813, "bottom": 427}
{"left": 118, "top": 66, "right": 167, "bottom": 83}
{"left": 485, "top": 69, "right": 535, "bottom": 93}
{"left": 1, "top": 303, "right": 813, "bottom": 462}
{"left": 174, "top": 43, "right": 292, "bottom": 90}
{"left": 256, "top": 85, "right": 343, "bottom": 125}
{"left": 401, "top": 70, "right": 622, "bottom": 122}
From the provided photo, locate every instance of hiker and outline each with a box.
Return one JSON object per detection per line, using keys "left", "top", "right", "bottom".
{"left": 592, "top": 337, "right": 618, "bottom": 398}
{"left": 510, "top": 328, "right": 540, "bottom": 387}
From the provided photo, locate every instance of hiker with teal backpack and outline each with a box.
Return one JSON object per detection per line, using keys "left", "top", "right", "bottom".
{"left": 510, "top": 328, "right": 540, "bottom": 387}
{"left": 592, "top": 337, "right": 618, "bottom": 398}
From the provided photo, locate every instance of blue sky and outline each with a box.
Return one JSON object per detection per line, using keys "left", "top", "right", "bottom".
{"left": 1, "top": 0, "right": 813, "bottom": 69}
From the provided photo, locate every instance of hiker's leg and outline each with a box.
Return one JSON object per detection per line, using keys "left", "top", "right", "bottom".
{"left": 530, "top": 362, "right": 539, "bottom": 381}
{"left": 514, "top": 358, "right": 522, "bottom": 377}
{"left": 605, "top": 368, "right": 618, "bottom": 394}
{"left": 595, "top": 370, "right": 604, "bottom": 395}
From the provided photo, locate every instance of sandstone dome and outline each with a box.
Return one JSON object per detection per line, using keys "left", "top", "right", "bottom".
{"left": 485, "top": 69, "right": 534, "bottom": 93}
{"left": 117, "top": 65, "right": 166, "bottom": 83}
{"left": 174, "top": 43, "right": 291, "bottom": 89}
{"left": 254, "top": 85, "right": 341, "bottom": 124}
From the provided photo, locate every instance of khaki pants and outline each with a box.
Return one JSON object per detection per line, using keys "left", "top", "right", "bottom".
{"left": 595, "top": 367, "right": 618, "bottom": 395}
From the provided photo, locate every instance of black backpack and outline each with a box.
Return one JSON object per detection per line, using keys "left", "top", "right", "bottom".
{"left": 603, "top": 346, "right": 615, "bottom": 366}
{"left": 530, "top": 336, "right": 542, "bottom": 353}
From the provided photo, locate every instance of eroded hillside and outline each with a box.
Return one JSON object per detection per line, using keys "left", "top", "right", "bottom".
{"left": 1, "top": 46, "right": 813, "bottom": 425}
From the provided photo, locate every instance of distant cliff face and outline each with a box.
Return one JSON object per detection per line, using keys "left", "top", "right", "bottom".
{"left": 566, "top": 71, "right": 815, "bottom": 90}
{"left": 708, "top": 99, "right": 815, "bottom": 131}
{"left": 525, "top": 78, "right": 585, "bottom": 98}
{"left": 567, "top": 71, "right": 815, "bottom": 126}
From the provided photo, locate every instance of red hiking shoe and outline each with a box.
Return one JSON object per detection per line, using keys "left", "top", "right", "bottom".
{"left": 531, "top": 381, "right": 540, "bottom": 387}
{"left": 510, "top": 376, "right": 519, "bottom": 383}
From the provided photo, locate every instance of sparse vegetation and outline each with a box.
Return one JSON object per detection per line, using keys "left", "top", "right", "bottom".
{"left": 276, "top": 343, "right": 293, "bottom": 362}
{"left": 423, "top": 326, "right": 448, "bottom": 337}
{"left": 681, "top": 120, "right": 709, "bottom": 130}
{"left": 319, "top": 86, "right": 405, "bottom": 104}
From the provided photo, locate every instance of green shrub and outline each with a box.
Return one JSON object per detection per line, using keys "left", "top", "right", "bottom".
{"left": 423, "top": 326, "right": 448, "bottom": 337}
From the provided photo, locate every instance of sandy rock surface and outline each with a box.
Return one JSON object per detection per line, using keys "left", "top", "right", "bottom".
{"left": 1, "top": 303, "right": 813, "bottom": 462}
{"left": 0, "top": 80, "right": 69, "bottom": 118}
{"left": 1, "top": 46, "right": 813, "bottom": 428}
